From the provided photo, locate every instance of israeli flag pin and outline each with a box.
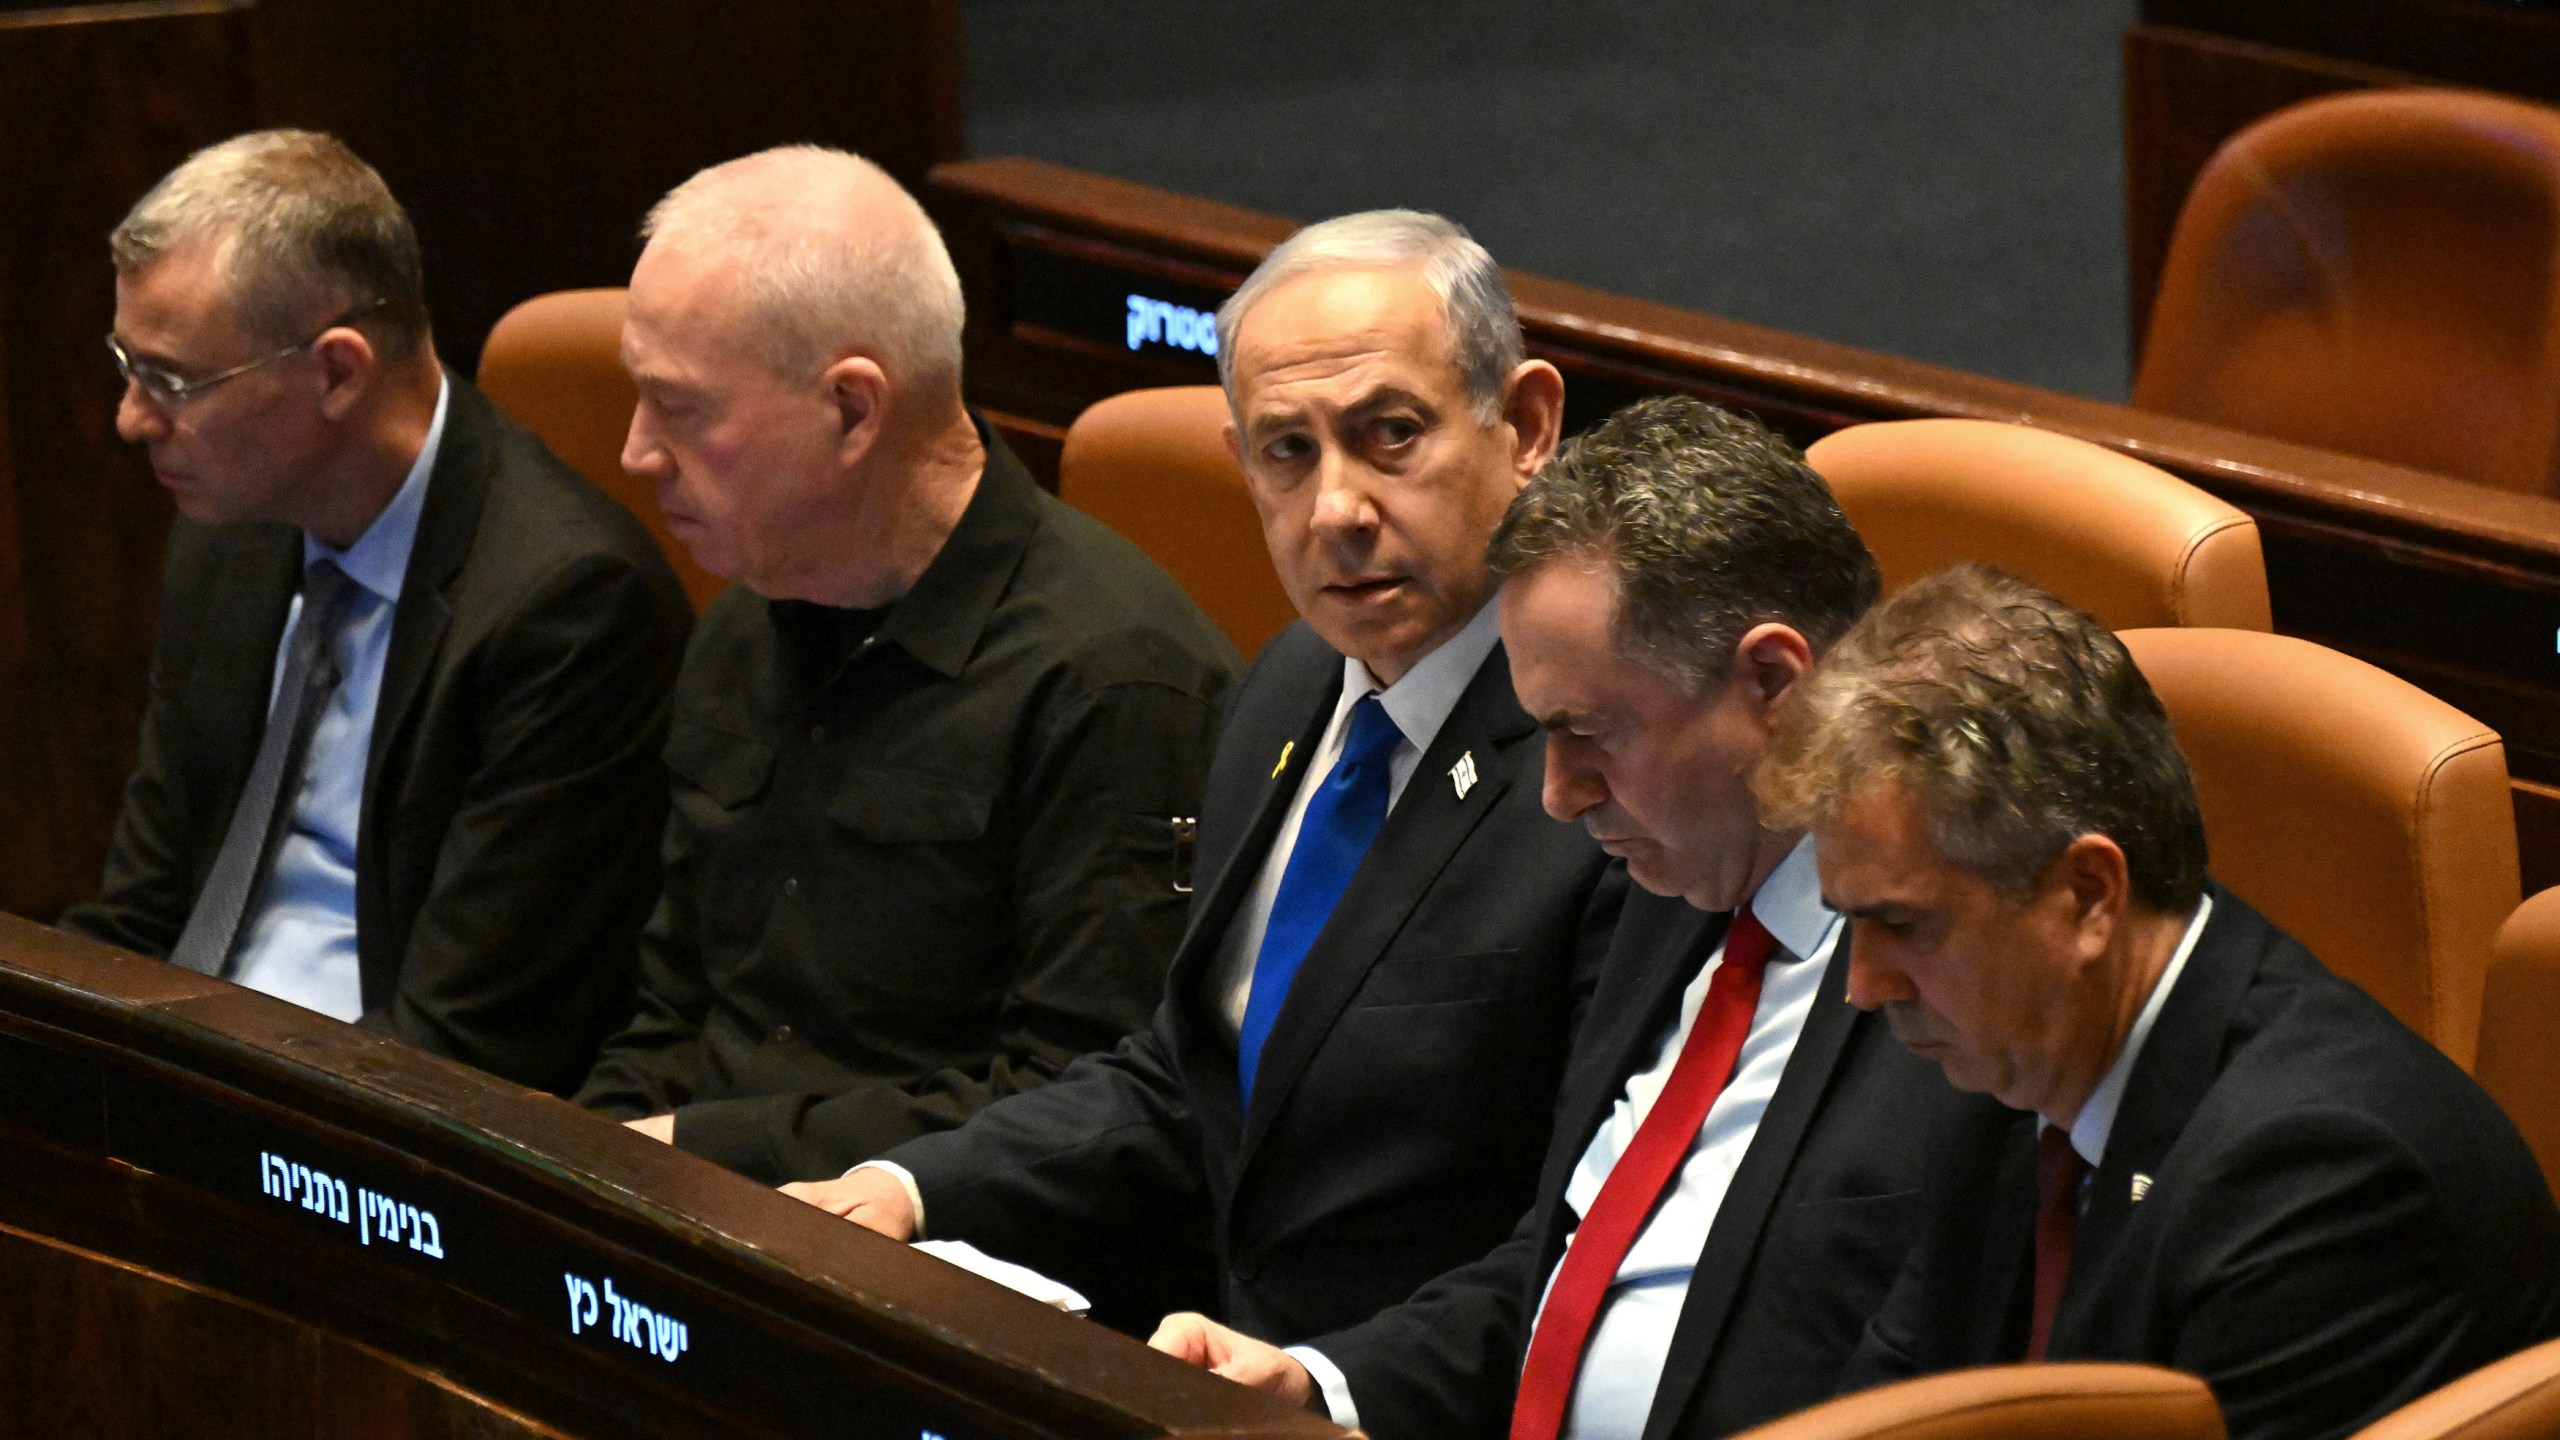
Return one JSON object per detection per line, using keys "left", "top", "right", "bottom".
{"left": 2130, "top": 1173, "right": 2153, "bottom": 1204}
{"left": 1450, "top": 752, "right": 1480, "bottom": 799}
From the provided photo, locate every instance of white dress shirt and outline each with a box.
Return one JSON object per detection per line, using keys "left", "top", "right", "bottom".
{"left": 1301, "top": 834, "right": 1842, "bottom": 1436}
{"left": 860, "top": 601, "right": 1504, "bottom": 1232}
{"left": 2062, "top": 892, "right": 2213, "bottom": 1167}
{"left": 228, "top": 376, "right": 449, "bottom": 1020}
{"left": 1207, "top": 600, "right": 1503, "bottom": 1037}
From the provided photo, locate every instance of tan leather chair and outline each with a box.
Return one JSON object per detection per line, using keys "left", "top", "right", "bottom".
{"left": 1807, "top": 419, "right": 2272, "bottom": 631}
{"left": 478, "top": 288, "right": 724, "bottom": 610}
{"left": 1726, "top": 1365, "right": 2222, "bottom": 1440}
{"left": 2121, "top": 628, "right": 2518, "bottom": 1068}
{"left": 1058, "top": 385, "right": 1296, "bottom": 659}
{"left": 2475, "top": 888, "right": 2560, "bottom": 1199}
{"left": 2349, "top": 1336, "right": 2560, "bottom": 1440}
{"left": 2134, "top": 88, "right": 2560, "bottom": 495}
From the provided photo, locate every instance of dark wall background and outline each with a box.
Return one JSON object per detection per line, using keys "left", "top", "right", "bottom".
{"left": 962, "top": 0, "right": 2138, "bottom": 401}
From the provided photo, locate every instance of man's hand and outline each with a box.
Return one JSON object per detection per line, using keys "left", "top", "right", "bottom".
{"left": 778, "top": 1167, "right": 918, "bottom": 1240}
{"left": 1148, "top": 1312, "right": 1317, "bottom": 1411}
{"left": 625, "top": 1114, "right": 676, "bottom": 1143}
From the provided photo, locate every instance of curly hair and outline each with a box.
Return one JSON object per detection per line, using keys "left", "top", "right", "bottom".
{"left": 1756, "top": 564, "right": 2207, "bottom": 910}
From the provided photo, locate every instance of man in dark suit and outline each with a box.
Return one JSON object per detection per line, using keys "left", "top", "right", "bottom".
{"left": 1152, "top": 398, "right": 1949, "bottom": 1440}
{"left": 1758, "top": 565, "right": 2560, "bottom": 1440}
{"left": 62, "top": 130, "right": 691, "bottom": 1094}
{"left": 779, "top": 209, "right": 1624, "bottom": 1342}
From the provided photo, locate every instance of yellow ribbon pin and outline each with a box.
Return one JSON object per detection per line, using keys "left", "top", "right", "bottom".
{"left": 1272, "top": 740, "right": 1294, "bottom": 778}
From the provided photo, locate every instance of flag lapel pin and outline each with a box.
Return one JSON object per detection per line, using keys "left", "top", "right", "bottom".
{"left": 1450, "top": 752, "right": 1479, "bottom": 799}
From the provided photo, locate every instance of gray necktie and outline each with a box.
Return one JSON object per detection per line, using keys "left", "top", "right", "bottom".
{"left": 169, "top": 560, "right": 361, "bottom": 978}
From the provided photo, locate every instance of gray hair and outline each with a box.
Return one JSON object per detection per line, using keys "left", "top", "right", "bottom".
{"left": 1488, "top": 395, "right": 1880, "bottom": 692}
{"left": 1756, "top": 564, "right": 2208, "bottom": 912}
{"left": 110, "top": 129, "right": 432, "bottom": 357}
{"left": 641, "top": 145, "right": 964, "bottom": 391}
{"left": 1215, "top": 209, "right": 1522, "bottom": 422}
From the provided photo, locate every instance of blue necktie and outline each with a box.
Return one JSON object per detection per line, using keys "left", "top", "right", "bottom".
{"left": 1239, "top": 694, "right": 1403, "bottom": 1102}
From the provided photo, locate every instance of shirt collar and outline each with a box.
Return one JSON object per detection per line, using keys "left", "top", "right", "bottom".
{"left": 2066, "top": 891, "right": 2214, "bottom": 1166}
{"left": 1747, "top": 833, "right": 1839, "bottom": 965}
{"left": 869, "top": 415, "right": 1040, "bottom": 679}
{"left": 1337, "top": 599, "right": 1502, "bottom": 753}
{"left": 303, "top": 372, "right": 448, "bottom": 602}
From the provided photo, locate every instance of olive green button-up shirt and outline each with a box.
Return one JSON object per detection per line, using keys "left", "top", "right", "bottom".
{"left": 577, "top": 428, "right": 1240, "bottom": 1182}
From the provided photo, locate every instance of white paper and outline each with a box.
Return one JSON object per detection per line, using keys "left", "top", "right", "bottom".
{"left": 912, "top": 1239, "right": 1091, "bottom": 1315}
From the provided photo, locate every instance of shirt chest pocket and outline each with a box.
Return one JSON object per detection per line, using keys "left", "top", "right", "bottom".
{"left": 808, "top": 767, "right": 1009, "bottom": 1010}
{"left": 667, "top": 720, "right": 777, "bottom": 810}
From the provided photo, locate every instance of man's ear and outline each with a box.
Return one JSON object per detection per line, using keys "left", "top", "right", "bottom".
{"left": 2058, "top": 832, "right": 2133, "bottom": 935}
{"left": 311, "top": 327, "right": 379, "bottom": 422}
{"left": 1502, "top": 359, "right": 1567, "bottom": 481}
{"left": 822, "top": 354, "right": 891, "bottom": 469}
{"left": 1733, "top": 622, "right": 1816, "bottom": 714}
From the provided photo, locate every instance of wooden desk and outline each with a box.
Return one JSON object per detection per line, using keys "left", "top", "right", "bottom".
{"left": 929, "top": 156, "right": 2560, "bottom": 895}
{"left": 0, "top": 914, "right": 1338, "bottom": 1438}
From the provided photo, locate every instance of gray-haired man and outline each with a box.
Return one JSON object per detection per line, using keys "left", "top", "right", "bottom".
{"left": 62, "top": 130, "right": 693, "bottom": 1093}
{"left": 783, "top": 208, "right": 1626, "bottom": 1344}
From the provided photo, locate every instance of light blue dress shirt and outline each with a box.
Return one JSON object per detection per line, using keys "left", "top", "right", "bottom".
{"left": 228, "top": 377, "right": 449, "bottom": 1020}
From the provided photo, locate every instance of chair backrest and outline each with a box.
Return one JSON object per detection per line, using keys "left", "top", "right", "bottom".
{"left": 2350, "top": 1336, "right": 2560, "bottom": 1440}
{"left": 478, "top": 288, "right": 724, "bottom": 610}
{"left": 2133, "top": 88, "right": 2560, "bottom": 495}
{"left": 1727, "top": 1364, "right": 2222, "bottom": 1440}
{"left": 1805, "top": 418, "right": 2271, "bottom": 632}
{"left": 2475, "top": 888, "right": 2560, "bottom": 1199}
{"left": 1057, "top": 385, "right": 1296, "bottom": 659}
{"left": 2120, "top": 628, "right": 2519, "bottom": 1068}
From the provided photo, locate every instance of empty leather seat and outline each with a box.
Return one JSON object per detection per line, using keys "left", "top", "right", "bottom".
{"left": 1807, "top": 418, "right": 2271, "bottom": 631}
{"left": 1057, "top": 385, "right": 1296, "bottom": 659}
{"left": 2475, "top": 887, "right": 2560, "bottom": 1199}
{"left": 2134, "top": 88, "right": 2560, "bottom": 495}
{"left": 479, "top": 288, "right": 724, "bottom": 609}
{"left": 2348, "top": 1336, "right": 2560, "bottom": 1440}
{"left": 2121, "top": 628, "right": 2518, "bottom": 1068}
{"left": 1728, "top": 1365, "right": 2222, "bottom": 1440}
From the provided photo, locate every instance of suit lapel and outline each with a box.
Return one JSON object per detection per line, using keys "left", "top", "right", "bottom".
{"left": 1234, "top": 647, "right": 1532, "bottom": 1162}
{"left": 1641, "top": 935, "right": 1865, "bottom": 1440}
{"left": 192, "top": 526, "right": 305, "bottom": 863}
{"left": 355, "top": 375, "right": 490, "bottom": 996}
{"left": 2052, "top": 886, "right": 2252, "bottom": 1352}
{"left": 1169, "top": 673, "right": 1341, "bottom": 1012}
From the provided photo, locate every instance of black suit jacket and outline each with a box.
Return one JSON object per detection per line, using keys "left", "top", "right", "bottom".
{"left": 1845, "top": 885, "right": 2560, "bottom": 1440}
{"left": 62, "top": 376, "right": 693, "bottom": 1093}
{"left": 884, "top": 620, "right": 1624, "bottom": 1340}
{"left": 1315, "top": 885, "right": 1945, "bottom": 1440}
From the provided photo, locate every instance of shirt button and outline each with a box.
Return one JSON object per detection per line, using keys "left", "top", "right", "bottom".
{"left": 782, "top": 877, "right": 800, "bottom": 896}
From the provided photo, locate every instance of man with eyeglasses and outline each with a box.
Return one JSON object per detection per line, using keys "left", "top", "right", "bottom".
{"left": 60, "top": 130, "right": 693, "bottom": 1094}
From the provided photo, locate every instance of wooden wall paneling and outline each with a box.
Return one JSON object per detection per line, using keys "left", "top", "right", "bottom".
{"left": 246, "top": 0, "right": 963, "bottom": 375}
{"left": 0, "top": 10, "right": 255, "bottom": 924}
{"left": 0, "top": 917, "right": 1345, "bottom": 1439}
{"left": 930, "top": 156, "right": 2560, "bottom": 896}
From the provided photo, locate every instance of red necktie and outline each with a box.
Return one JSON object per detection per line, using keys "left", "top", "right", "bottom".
{"left": 2027, "top": 1124, "right": 2088, "bottom": 1361}
{"left": 1510, "top": 907, "right": 1780, "bottom": 1440}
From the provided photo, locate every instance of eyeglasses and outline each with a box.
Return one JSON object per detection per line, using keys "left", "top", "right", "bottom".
{"left": 108, "top": 298, "right": 391, "bottom": 411}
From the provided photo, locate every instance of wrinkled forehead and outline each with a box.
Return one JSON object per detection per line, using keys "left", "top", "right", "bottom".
{"left": 1229, "top": 266, "right": 1461, "bottom": 400}
{"left": 114, "top": 234, "right": 261, "bottom": 355}
{"left": 624, "top": 238, "right": 772, "bottom": 377}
